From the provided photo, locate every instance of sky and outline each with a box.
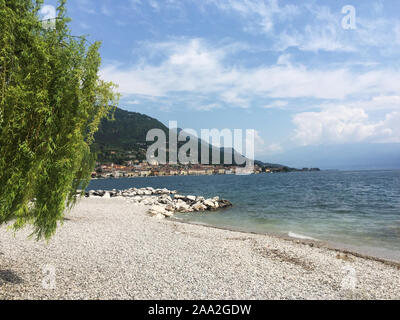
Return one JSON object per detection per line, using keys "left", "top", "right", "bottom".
{"left": 41, "top": 0, "right": 400, "bottom": 169}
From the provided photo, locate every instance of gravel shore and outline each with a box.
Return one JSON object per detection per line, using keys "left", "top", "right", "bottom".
{"left": 1, "top": 197, "right": 399, "bottom": 300}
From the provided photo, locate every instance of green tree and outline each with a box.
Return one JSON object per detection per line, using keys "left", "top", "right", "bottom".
{"left": 0, "top": 0, "right": 119, "bottom": 239}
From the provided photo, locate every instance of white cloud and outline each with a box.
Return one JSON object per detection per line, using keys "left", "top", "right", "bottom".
{"left": 292, "top": 106, "right": 400, "bottom": 146}
{"left": 126, "top": 100, "right": 141, "bottom": 105}
{"left": 206, "top": 1, "right": 353, "bottom": 52}
{"left": 79, "top": 22, "right": 90, "bottom": 30}
{"left": 220, "top": 91, "right": 249, "bottom": 108}
{"left": 206, "top": 0, "right": 299, "bottom": 34}
{"left": 373, "top": 1, "right": 384, "bottom": 14}
{"left": 254, "top": 130, "right": 264, "bottom": 146}
{"left": 205, "top": 2, "right": 400, "bottom": 53}
{"left": 101, "top": 4, "right": 112, "bottom": 16}
{"left": 265, "top": 143, "right": 283, "bottom": 154}
{"left": 273, "top": 4, "right": 356, "bottom": 52}
{"left": 395, "top": 22, "right": 400, "bottom": 44}
{"left": 148, "top": 0, "right": 160, "bottom": 11}
{"left": 276, "top": 53, "right": 291, "bottom": 66}
{"left": 100, "top": 38, "right": 400, "bottom": 109}
{"left": 250, "top": 130, "right": 284, "bottom": 156}
{"left": 320, "top": 95, "right": 400, "bottom": 113}
{"left": 263, "top": 100, "right": 288, "bottom": 109}
{"left": 195, "top": 103, "right": 221, "bottom": 111}
{"left": 76, "top": 0, "right": 96, "bottom": 14}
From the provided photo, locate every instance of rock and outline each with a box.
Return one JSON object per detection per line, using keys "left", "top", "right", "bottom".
{"left": 162, "top": 211, "right": 174, "bottom": 218}
{"left": 94, "top": 190, "right": 105, "bottom": 197}
{"left": 148, "top": 204, "right": 176, "bottom": 218}
{"left": 148, "top": 205, "right": 167, "bottom": 215}
{"left": 192, "top": 202, "right": 207, "bottom": 211}
{"left": 149, "top": 197, "right": 160, "bottom": 205}
{"left": 103, "top": 192, "right": 111, "bottom": 199}
{"left": 154, "top": 188, "right": 170, "bottom": 195}
{"left": 203, "top": 199, "right": 216, "bottom": 209}
{"left": 175, "top": 199, "right": 192, "bottom": 212}
{"left": 218, "top": 199, "right": 233, "bottom": 208}
{"left": 158, "top": 195, "right": 173, "bottom": 205}
{"left": 105, "top": 187, "right": 232, "bottom": 216}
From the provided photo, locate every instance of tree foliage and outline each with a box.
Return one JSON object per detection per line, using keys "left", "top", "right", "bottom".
{"left": 0, "top": 0, "right": 119, "bottom": 239}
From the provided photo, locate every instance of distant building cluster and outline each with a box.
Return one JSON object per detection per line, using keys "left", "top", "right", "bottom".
{"left": 92, "top": 160, "right": 263, "bottom": 179}
{"left": 92, "top": 160, "right": 320, "bottom": 179}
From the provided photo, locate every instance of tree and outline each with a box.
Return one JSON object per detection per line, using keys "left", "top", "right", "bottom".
{"left": 0, "top": 0, "right": 119, "bottom": 239}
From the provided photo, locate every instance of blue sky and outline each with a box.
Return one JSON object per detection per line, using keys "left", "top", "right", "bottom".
{"left": 42, "top": 0, "right": 400, "bottom": 168}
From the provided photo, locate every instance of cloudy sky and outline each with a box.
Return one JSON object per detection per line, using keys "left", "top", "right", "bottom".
{"left": 42, "top": 0, "right": 400, "bottom": 169}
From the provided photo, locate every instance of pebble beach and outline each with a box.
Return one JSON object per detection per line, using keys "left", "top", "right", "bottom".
{"left": 1, "top": 197, "right": 399, "bottom": 300}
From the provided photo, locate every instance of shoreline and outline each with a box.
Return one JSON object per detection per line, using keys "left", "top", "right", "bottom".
{"left": 170, "top": 217, "right": 400, "bottom": 269}
{"left": 1, "top": 197, "right": 399, "bottom": 300}
{"left": 87, "top": 173, "right": 400, "bottom": 264}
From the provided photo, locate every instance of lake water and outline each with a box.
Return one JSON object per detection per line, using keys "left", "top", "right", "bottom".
{"left": 88, "top": 170, "right": 400, "bottom": 261}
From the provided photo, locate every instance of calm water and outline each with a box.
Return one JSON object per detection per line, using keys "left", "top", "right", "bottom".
{"left": 88, "top": 170, "right": 400, "bottom": 261}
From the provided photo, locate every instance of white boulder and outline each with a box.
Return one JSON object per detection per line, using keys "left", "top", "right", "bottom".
{"left": 192, "top": 202, "right": 207, "bottom": 211}
{"left": 103, "top": 192, "right": 111, "bottom": 199}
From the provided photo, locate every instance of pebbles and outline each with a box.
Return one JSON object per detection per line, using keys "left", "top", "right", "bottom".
{"left": 86, "top": 187, "right": 233, "bottom": 218}
{"left": 0, "top": 198, "right": 399, "bottom": 300}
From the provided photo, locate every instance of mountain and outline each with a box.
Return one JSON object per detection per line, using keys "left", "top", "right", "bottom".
{"left": 264, "top": 143, "right": 400, "bottom": 170}
{"left": 254, "top": 160, "right": 287, "bottom": 168}
{"left": 93, "top": 107, "right": 249, "bottom": 165}
{"left": 92, "top": 108, "right": 168, "bottom": 164}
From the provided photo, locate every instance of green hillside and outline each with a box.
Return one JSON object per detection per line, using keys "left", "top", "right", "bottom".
{"left": 93, "top": 107, "right": 254, "bottom": 166}
{"left": 92, "top": 108, "right": 168, "bottom": 164}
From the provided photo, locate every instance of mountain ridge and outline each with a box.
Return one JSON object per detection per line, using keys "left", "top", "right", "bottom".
{"left": 93, "top": 107, "right": 254, "bottom": 166}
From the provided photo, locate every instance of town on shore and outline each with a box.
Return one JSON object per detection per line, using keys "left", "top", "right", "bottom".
{"left": 92, "top": 160, "right": 320, "bottom": 179}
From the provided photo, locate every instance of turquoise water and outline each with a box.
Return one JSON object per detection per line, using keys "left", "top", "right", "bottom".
{"left": 88, "top": 170, "right": 400, "bottom": 261}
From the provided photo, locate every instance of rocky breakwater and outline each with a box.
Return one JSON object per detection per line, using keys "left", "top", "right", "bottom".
{"left": 86, "top": 187, "right": 175, "bottom": 198}
{"left": 85, "top": 187, "right": 233, "bottom": 219}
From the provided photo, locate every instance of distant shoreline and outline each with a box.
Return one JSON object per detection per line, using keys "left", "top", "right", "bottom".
{"left": 90, "top": 170, "right": 323, "bottom": 180}
{"left": 88, "top": 168, "right": 400, "bottom": 181}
